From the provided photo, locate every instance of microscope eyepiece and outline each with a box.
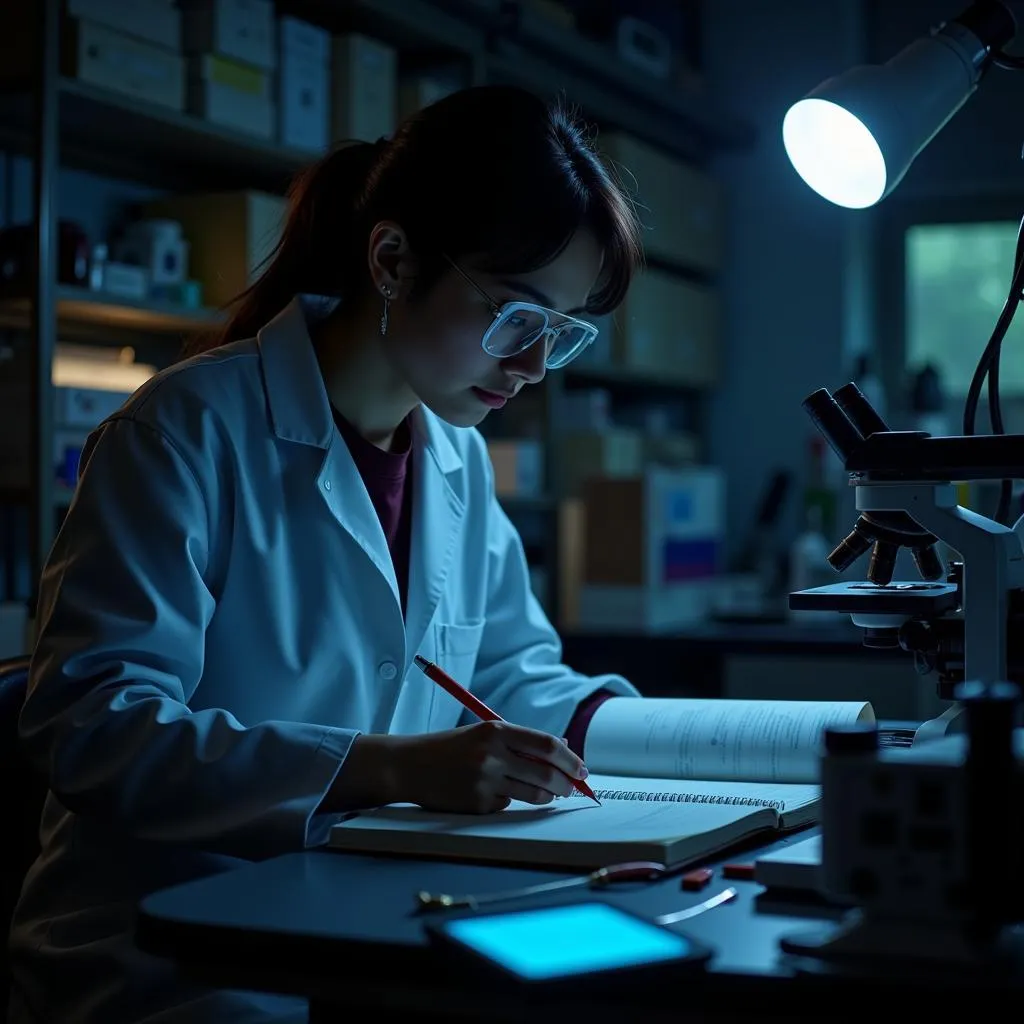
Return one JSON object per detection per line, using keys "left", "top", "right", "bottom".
{"left": 833, "top": 382, "right": 890, "bottom": 440}
{"left": 802, "top": 389, "right": 864, "bottom": 462}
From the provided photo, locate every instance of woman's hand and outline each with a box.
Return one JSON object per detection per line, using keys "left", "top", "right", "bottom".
{"left": 322, "top": 722, "right": 588, "bottom": 815}
{"left": 394, "top": 721, "right": 589, "bottom": 813}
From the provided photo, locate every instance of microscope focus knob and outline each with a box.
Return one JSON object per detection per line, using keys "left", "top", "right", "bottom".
{"left": 824, "top": 722, "right": 879, "bottom": 755}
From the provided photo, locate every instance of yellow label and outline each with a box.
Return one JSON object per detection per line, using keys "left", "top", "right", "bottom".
{"left": 208, "top": 56, "right": 265, "bottom": 96}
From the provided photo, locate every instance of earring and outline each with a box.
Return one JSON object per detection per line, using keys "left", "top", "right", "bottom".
{"left": 380, "top": 285, "right": 392, "bottom": 336}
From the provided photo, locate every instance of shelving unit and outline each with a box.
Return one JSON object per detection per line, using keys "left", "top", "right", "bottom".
{"left": 0, "top": 77, "right": 312, "bottom": 191}
{"left": 0, "top": 286, "right": 218, "bottom": 338}
{"left": 6, "top": 0, "right": 753, "bottom": 624}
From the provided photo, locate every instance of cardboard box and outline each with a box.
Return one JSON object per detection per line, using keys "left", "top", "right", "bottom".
{"left": 612, "top": 268, "right": 720, "bottom": 387}
{"left": 144, "top": 191, "right": 287, "bottom": 308}
{"left": 487, "top": 440, "right": 544, "bottom": 497}
{"left": 601, "top": 131, "right": 725, "bottom": 274}
{"left": 332, "top": 34, "right": 396, "bottom": 142}
{"left": 279, "top": 16, "right": 330, "bottom": 152}
{"left": 558, "top": 430, "right": 645, "bottom": 497}
{"left": 62, "top": 19, "right": 184, "bottom": 111}
{"left": 66, "top": 0, "right": 180, "bottom": 50}
{"left": 182, "top": 0, "right": 276, "bottom": 70}
{"left": 577, "top": 467, "right": 725, "bottom": 632}
{"left": 582, "top": 467, "right": 723, "bottom": 588}
{"left": 187, "top": 54, "right": 274, "bottom": 139}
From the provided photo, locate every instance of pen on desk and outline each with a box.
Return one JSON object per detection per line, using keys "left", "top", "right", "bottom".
{"left": 413, "top": 654, "right": 601, "bottom": 806}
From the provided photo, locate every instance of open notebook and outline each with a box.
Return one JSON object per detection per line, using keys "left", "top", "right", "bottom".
{"left": 328, "top": 697, "right": 875, "bottom": 871}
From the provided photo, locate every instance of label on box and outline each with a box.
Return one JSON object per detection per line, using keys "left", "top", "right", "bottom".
{"left": 207, "top": 55, "right": 267, "bottom": 96}
{"left": 662, "top": 538, "right": 718, "bottom": 583}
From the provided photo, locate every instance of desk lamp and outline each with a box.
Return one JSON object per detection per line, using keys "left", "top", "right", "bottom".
{"left": 783, "top": 0, "right": 1017, "bottom": 209}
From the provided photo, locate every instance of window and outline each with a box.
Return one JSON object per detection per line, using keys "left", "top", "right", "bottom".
{"left": 905, "top": 221, "right": 1024, "bottom": 396}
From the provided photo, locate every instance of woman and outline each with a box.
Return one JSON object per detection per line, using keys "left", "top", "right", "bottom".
{"left": 9, "top": 85, "right": 645, "bottom": 1023}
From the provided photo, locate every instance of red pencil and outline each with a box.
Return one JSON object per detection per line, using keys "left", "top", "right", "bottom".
{"left": 413, "top": 654, "right": 601, "bottom": 806}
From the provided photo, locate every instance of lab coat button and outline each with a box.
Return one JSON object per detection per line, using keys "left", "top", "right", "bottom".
{"left": 323, "top": 480, "right": 332, "bottom": 491}
{"left": 378, "top": 660, "right": 397, "bottom": 680}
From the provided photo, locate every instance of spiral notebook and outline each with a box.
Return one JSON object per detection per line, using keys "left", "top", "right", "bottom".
{"left": 328, "top": 697, "right": 872, "bottom": 870}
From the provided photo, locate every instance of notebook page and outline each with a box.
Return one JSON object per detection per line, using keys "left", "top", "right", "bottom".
{"left": 334, "top": 795, "right": 770, "bottom": 846}
{"left": 584, "top": 697, "right": 875, "bottom": 784}
{"left": 565, "top": 774, "right": 820, "bottom": 815}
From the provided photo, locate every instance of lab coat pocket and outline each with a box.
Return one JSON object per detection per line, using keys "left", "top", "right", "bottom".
{"left": 427, "top": 620, "right": 486, "bottom": 730}
{"left": 433, "top": 619, "right": 485, "bottom": 685}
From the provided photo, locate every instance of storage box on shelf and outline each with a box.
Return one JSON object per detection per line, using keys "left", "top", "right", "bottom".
{"left": 576, "top": 467, "right": 725, "bottom": 633}
{"left": 65, "top": 0, "right": 182, "bottom": 50}
{"left": 609, "top": 268, "right": 720, "bottom": 387}
{"left": 181, "top": 0, "right": 277, "bottom": 70}
{"left": 600, "top": 131, "right": 725, "bottom": 275}
{"left": 333, "top": 32, "right": 397, "bottom": 142}
{"left": 187, "top": 53, "right": 275, "bottom": 139}
{"left": 486, "top": 439, "right": 545, "bottom": 500}
{"left": 279, "top": 15, "right": 331, "bottom": 153}
{"left": 182, "top": 0, "right": 278, "bottom": 139}
{"left": 0, "top": 3, "right": 184, "bottom": 110}
{"left": 60, "top": 18, "right": 185, "bottom": 112}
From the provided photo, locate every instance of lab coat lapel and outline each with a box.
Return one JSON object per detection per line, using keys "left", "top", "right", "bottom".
{"left": 405, "top": 409, "right": 465, "bottom": 662}
{"left": 316, "top": 441, "right": 402, "bottom": 613}
{"left": 257, "top": 297, "right": 402, "bottom": 614}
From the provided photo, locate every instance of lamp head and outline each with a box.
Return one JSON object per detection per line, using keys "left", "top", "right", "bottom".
{"left": 783, "top": 1, "right": 1016, "bottom": 208}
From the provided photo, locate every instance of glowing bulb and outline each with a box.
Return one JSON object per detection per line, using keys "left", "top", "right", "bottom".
{"left": 783, "top": 98, "right": 887, "bottom": 209}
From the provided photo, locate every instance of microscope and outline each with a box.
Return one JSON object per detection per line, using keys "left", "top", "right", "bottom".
{"left": 773, "top": 0, "right": 1024, "bottom": 973}
{"left": 780, "top": 383, "right": 1024, "bottom": 969}
{"left": 788, "top": 381, "right": 1024, "bottom": 743}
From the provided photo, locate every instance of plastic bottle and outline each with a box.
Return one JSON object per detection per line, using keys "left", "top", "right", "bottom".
{"left": 788, "top": 505, "right": 836, "bottom": 622}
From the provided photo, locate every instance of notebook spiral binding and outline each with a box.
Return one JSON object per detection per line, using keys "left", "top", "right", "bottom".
{"left": 566, "top": 790, "right": 786, "bottom": 810}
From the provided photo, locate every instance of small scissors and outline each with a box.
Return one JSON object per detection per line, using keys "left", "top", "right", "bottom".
{"left": 415, "top": 860, "right": 666, "bottom": 911}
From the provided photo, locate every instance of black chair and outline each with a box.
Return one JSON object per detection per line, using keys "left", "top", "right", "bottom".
{"left": 0, "top": 655, "right": 43, "bottom": 1018}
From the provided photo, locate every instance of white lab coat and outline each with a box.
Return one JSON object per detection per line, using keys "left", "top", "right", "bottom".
{"left": 8, "top": 297, "right": 638, "bottom": 1024}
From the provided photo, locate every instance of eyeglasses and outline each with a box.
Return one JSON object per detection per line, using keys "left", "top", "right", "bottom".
{"left": 443, "top": 256, "right": 599, "bottom": 369}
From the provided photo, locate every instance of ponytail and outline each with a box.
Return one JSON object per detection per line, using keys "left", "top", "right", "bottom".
{"left": 182, "top": 141, "right": 381, "bottom": 357}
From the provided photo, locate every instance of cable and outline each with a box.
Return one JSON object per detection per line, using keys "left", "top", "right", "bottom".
{"left": 992, "top": 47, "right": 1024, "bottom": 70}
{"left": 961, "top": 212, "right": 1024, "bottom": 524}
{"left": 987, "top": 214, "right": 1024, "bottom": 522}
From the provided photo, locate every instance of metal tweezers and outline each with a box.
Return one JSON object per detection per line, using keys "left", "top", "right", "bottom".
{"left": 416, "top": 861, "right": 667, "bottom": 911}
{"left": 416, "top": 860, "right": 738, "bottom": 927}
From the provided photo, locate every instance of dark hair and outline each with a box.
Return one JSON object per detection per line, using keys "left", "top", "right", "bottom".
{"left": 185, "top": 85, "right": 644, "bottom": 356}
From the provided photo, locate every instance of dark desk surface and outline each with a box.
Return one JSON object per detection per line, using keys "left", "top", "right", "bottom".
{"left": 136, "top": 830, "right": 1022, "bottom": 1022}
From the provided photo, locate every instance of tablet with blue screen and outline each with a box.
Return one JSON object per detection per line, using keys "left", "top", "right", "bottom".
{"left": 425, "top": 901, "right": 713, "bottom": 990}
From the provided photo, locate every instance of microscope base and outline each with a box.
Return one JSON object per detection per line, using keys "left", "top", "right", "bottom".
{"left": 913, "top": 702, "right": 967, "bottom": 744}
{"left": 779, "top": 909, "right": 1023, "bottom": 975}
